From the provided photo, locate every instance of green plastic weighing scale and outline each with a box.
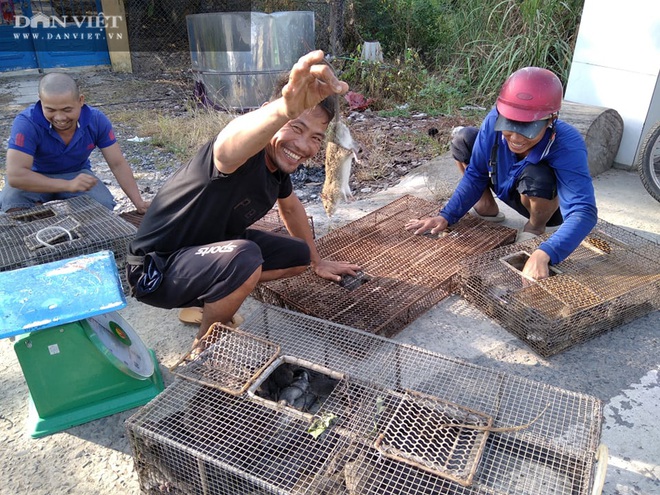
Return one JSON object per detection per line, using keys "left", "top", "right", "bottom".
{"left": 0, "top": 250, "right": 164, "bottom": 438}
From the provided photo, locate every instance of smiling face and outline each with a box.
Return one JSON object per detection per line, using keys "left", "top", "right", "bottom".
{"left": 40, "top": 90, "right": 84, "bottom": 133}
{"left": 265, "top": 105, "right": 330, "bottom": 174}
{"left": 501, "top": 120, "right": 550, "bottom": 158}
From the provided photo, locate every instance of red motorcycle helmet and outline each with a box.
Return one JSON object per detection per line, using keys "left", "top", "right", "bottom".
{"left": 496, "top": 67, "right": 563, "bottom": 122}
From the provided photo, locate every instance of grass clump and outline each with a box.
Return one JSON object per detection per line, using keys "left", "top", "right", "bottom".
{"left": 336, "top": 48, "right": 472, "bottom": 116}
{"left": 110, "top": 104, "right": 234, "bottom": 163}
{"left": 454, "top": 0, "right": 581, "bottom": 104}
{"left": 344, "top": 0, "right": 583, "bottom": 109}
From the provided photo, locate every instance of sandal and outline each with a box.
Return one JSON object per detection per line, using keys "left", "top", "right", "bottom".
{"left": 178, "top": 307, "right": 245, "bottom": 328}
{"left": 178, "top": 307, "right": 203, "bottom": 324}
{"left": 469, "top": 208, "right": 505, "bottom": 223}
{"left": 170, "top": 316, "right": 247, "bottom": 370}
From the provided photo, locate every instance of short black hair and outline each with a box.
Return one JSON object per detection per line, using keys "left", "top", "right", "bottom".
{"left": 270, "top": 71, "right": 337, "bottom": 122}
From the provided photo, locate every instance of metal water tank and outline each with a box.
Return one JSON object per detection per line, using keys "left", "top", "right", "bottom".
{"left": 187, "top": 11, "right": 315, "bottom": 111}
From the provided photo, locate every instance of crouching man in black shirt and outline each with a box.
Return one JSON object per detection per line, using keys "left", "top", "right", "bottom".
{"left": 127, "top": 50, "right": 360, "bottom": 349}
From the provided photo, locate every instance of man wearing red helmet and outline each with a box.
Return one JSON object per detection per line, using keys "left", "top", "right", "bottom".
{"left": 406, "top": 67, "right": 597, "bottom": 280}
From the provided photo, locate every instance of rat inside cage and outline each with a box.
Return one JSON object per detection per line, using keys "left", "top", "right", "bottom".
{"left": 126, "top": 306, "right": 606, "bottom": 495}
{"left": 249, "top": 355, "right": 344, "bottom": 417}
{"left": 456, "top": 219, "right": 660, "bottom": 356}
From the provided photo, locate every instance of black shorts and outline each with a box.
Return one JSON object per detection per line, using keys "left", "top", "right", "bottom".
{"left": 450, "top": 126, "right": 480, "bottom": 164}
{"left": 127, "top": 229, "right": 310, "bottom": 309}
{"left": 450, "top": 126, "right": 563, "bottom": 227}
{"left": 510, "top": 164, "right": 563, "bottom": 226}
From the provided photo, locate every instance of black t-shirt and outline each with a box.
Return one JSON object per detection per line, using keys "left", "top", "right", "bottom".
{"left": 130, "top": 140, "right": 293, "bottom": 256}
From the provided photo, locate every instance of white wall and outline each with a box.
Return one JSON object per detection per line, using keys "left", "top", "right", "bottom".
{"left": 565, "top": 0, "right": 660, "bottom": 167}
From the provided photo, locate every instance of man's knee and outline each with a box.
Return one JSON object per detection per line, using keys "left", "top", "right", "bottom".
{"left": 0, "top": 186, "right": 44, "bottom": 212}
{"left": 87, "top": 186, "right": 116, "bottom": 210}
{"left": 284, "top": 239, "right": 311, "bottom": 268}
{"left": 258, "top": 235, "right": 311, "bottom": 272}
{"left": 516, "top": 161, "right": 557, "bottom": 200}
{"left": 450, "top": 126, "right": 479, "bottom": 164}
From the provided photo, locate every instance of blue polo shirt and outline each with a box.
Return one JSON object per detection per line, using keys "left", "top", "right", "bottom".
{"left": 7, "top": 102, "right": 117, "bottom": 175}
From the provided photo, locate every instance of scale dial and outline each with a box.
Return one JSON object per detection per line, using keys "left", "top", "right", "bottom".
{"left": 85, "top": 312, "right": 154, "bottom": 380}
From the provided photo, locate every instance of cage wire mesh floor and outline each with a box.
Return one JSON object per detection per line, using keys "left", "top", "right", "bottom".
{"left": 126, "top": 305, "right": 605, "bottom": 495}
{"left": 252, "top": 195, "right": 517, "bottom": 337}
{"left": 456, "top": 219, "right": 660, "bottom": 356}
{"left": 0, "top": 196, "right": 136, "bottom": 294}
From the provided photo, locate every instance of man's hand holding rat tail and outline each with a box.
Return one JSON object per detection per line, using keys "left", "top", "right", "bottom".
{"left": 281, "top": 50, "right": 349, "bottom": 120}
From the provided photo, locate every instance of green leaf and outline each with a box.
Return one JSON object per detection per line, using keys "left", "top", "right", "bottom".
{"left": 307, "top": 412, "right": 337, "bottom": 440}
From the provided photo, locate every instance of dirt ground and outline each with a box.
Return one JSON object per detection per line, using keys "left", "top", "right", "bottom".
{"left": 0, "top": 66, "right": 482, "bottom": 204}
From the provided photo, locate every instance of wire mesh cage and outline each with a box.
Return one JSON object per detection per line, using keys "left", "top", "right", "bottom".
{"left": 118, "top": 210, "right": 146, "bottom": 229}
{"left": 455, "top": 219, "right": 660, "bottom": 356}
{"left": 0, "top": 196, "right": 136, "bottom": 294}
{"left": 373, "top": 389, "right": 492, "bottom": 486}
{"left": 170, "top": 324, "right": 281, "bottom": 396}
{"left": 252, "top": 209, "right": 316, "bottom": 239}
{"left": 126, "top": 305, "right": 605, "bottom": 495}
{"left": 252, "top": 195, "right": 517, "bottom": 337}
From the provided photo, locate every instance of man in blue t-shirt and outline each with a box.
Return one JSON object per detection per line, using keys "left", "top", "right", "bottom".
{"left": 405, "top": 67, "right": 597, "bottom": 280}
{"left": 1, "top": 72, "right": 149, "bottom": 214}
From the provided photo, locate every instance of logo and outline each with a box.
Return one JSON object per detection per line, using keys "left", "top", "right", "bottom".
{"left": 195, "top": 243, "right": 239, "bottom": 256}
{"left": 11, "top": 13, "right": 125, "bottom": 44}
{"left": 14, "top": 13, "right": 123, "bottom": 29}
{"left": 109, "top": 321, "right": 132, "bottom": 346}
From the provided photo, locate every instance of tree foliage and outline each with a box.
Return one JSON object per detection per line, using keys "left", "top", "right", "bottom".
{"left": 344, "top": 0, "right": 584, "bottom": 109}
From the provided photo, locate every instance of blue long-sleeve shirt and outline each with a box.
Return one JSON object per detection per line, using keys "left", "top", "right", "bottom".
{"left": 440, "top": 108, "right": 597, "bottom": 265}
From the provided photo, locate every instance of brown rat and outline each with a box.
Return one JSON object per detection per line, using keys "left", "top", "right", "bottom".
{"left": 321, "top": 120, "right": 361, "bottom": 217}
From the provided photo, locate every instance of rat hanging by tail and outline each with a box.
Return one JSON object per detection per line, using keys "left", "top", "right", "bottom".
{"left": 321, "top": 119, "right": 361, "bottom": 217}
{"left": 314, "top": 53, "right": 362, "bottom": 217}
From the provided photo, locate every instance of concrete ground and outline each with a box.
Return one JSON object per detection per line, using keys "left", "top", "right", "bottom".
{"left": 1, "top": 70, "right": 659, "bottom": 494}
{"left": 376, "top": 157, "right": 660, "bottom": 495}
{"left": 125, "top": 153, "right": 660, "bottom": 495}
